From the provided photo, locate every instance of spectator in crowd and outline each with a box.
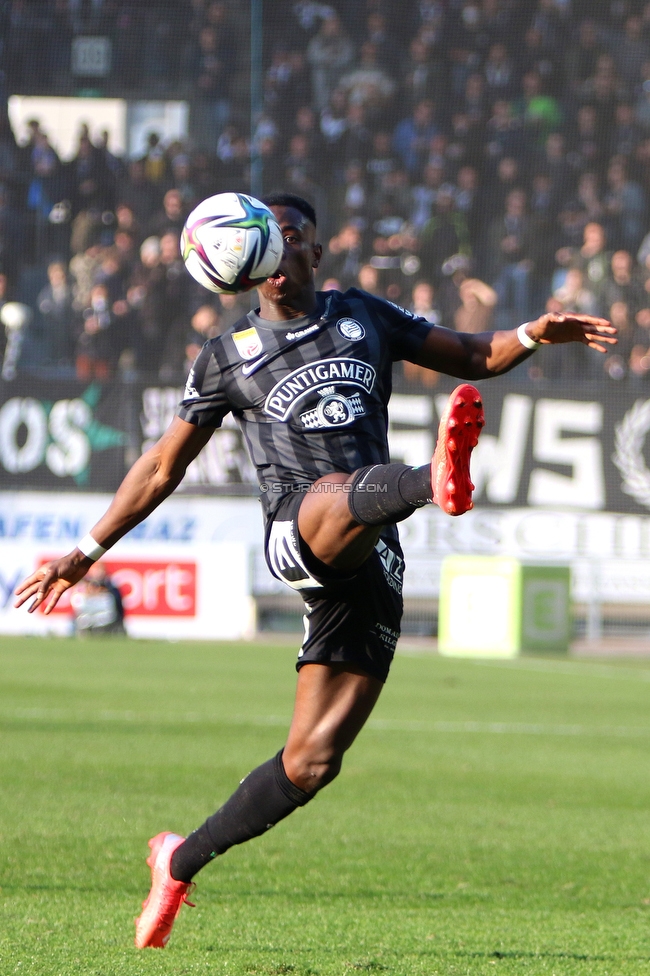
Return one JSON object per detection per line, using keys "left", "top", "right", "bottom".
{"left": 484, "top": 42, "right": 516, "bottom": 102}
{"left": 192, "top": 25, "right": 233, "bottom": 150}
{"left": 148, "top": 189, "right": 188, "bottom": 239}
{"left": 320, "top": 88, "right": 350, "bottom": 174}
{"left": 70, "top": 242, "right": 104, "bottom": 310}
{"left": 519, "top": 25, "right": 563, "bottom": 98}
{"left": 436, "top": 254, "right": 498, "bottom": 332}
{"left": 319, "top": 223, "right": 364, "bottom": 290}
{"left": 366, "top": 131, "right": 399, "bottom": 200}
{"left": 184, "top": 304, "right": 222, "bottom": 373}
{"left": 170, "top": 155, "right": 199, "bottom": 209}
{"left": 357, "top": 263, "right": 382, "bottom": 296}
{"left": 75, "top": 282, "right": 118, "bottom": 381}
{"left": 453, "top": 164, "right": 480, "bottom": 221}
{"left": 549, "top": 267, "right": 600, "bottom": 317}
{"left": 629, "top": 305, "right": 650, "bottom": 381}
{"left": 461, "top": 73, "right": 488, "bottom": 126}
{"left": 575, "top": 171, "right": 605, "bottom": 226}
{"left": 603, "top": 156, "right": 646, "bottom": 252}
{"left": 140, "top": 133, "right": 168, "bottom": 187}
{"left": 216, "top": 292, "right": 255, "bottom": 332}
{"left": 339, "top": 103, "right": 373, "bottom": 169}
{"left": 566, "top": 18, "right": 602, "bottom": 92}
{"left": 401, "top": 278, "right": 441, "bottom": 389}
{"left": 401, "top": 36, "right": 440, "bottom": 111}
{"left": 455, "top": 275, "right": 498, "bottom": 334}
{"left": 601, "top": 250, "right": 645, "bottom": 315}
{"left": 264, "top": 48, "right": 309, "bottom": 128}
{"left": 611, "top": 103, "right": 641, "bottom": 159}
{"left": 117, "top": 160, "right": 161, "bottom": 228}
{"left": 338, "top": 42, "right": 396, "bottom": 122}
{"left": 541, "top": 132, "right": 573, "bottom": 211}
{"left": 603, "top": 299, "right": 635, "bottom": 380}
{"left": 392, "top": 99, "right": 439, "bottom": 178}
{"left": 435, "top": 253, "right": 498, "bottom": 334}
{"left": 70, "top": 564, "right": 126, "bottom": 637}
{"left": 71, "top": 132, "right": 115, "bottom": 216}
{"left": 481, "top": 155, "right": 521, "bottom": 222}
{"left": 128, "top": 235, "right": 164, "bottom": 374}
{"left": 306, "top": 14, "right": 354, "bottom": 113}
{"left": 484, "top": 99, "right": 524, "bottom": 163}
{"left": 568, "top": 104, "right": 603, "bottom": 176}
{"left": 410, "top": 162, "right": 447, "bottom": 233}
{"left": 156, "top": 231, "right": 193, "bottom": 380}
{"left": 579, "top": 54, "right": 626, "bottom": 143}
{"left": 37, "top": 260, "right": 75, "bottom": 371}
{"left": 487, "top": 187, "right": 534, "bottom": 327}
{"left": 410, "top": 280, "right": 440, "bottom": 324}
{"left": 418, "top": 187, "right": 470, "bottom": 284}
{"left": 515, "top": 70, "right": 562, "bottom": 147}
{"left": 555, "top": 221, "right": 611, "bottom": 307}
{"left": 634, "top": 62, "right": 650, "bottom": 130}
{"left": 615, "top": 15, "right": 649, "bottom": 90}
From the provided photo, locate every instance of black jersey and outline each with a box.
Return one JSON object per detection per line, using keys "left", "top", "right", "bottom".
{"left": 177, "top": 288, "right": 432, "bottom": 517}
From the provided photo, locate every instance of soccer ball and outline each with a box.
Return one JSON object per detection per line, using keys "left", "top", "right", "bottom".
{"left": 180, "top": 192, "right": 283, "bottom": 294}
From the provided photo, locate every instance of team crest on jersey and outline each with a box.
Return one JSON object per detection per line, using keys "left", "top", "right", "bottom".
{"left": 336, "top": 318, "right": 365, "bottom": 341}
{"left": 232, "top": 326, "right": 263, "bottom": 360}
{"left": 300, "top": 388, "right": 365, "bottom": 429}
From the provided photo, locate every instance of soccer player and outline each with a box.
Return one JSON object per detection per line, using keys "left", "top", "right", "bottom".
{"left": 14, "top": 193, "right": 616, "bottom": 948}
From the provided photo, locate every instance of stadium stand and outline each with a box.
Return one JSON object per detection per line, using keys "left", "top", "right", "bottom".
{"left": 1, "top": 0, "right": 650, "bottom": 388}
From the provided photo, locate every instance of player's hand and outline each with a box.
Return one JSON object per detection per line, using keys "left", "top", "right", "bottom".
{"left": 524, "top": 312, "right": 617, "bottom": 353}
{"left": 14, "top": 551, "right": 93, "bottom": 614}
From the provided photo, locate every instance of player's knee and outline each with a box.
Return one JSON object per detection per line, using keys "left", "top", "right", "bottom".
{"left": 283, "top": 749, "right": 343, "bottom": 794}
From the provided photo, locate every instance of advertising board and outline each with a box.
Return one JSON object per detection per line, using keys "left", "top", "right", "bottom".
{"left": 3, "top": 491, "right": 650, "bottom": 642}
{"left": 0, "top": 493, "right": 261, "bottom": 639}
{"left": 3, "top": 377, "right": 650, "bottom": 518}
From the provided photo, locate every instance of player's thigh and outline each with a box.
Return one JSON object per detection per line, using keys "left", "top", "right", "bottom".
{"left": 297, "top": 473, "right": 380, "bottom": 570}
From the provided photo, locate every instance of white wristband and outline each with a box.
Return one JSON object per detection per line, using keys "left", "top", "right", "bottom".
{"left": 77, "top": 533, "right": 108, "bottom": 562}
{"left": 517, "top": 323, "right": 542, "bottom": 350}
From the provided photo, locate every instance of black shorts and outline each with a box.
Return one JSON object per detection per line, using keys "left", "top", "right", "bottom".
{"left": 264, "top": 490, "right": 404, "bottom": 683}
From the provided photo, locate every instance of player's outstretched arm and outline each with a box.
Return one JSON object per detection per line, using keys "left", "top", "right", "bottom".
{"left": 411, "top": 311, "right": 617, "bottom": 379}
{"left": 14, "top": 418, "right": 213, "bottom": 615}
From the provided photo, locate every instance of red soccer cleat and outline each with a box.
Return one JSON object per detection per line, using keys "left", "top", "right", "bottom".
{"left": 134, "top": 832, "right": 195, "bottom": 948}
{"left": 431, "top": 383, "right": 485, "bottom": 516}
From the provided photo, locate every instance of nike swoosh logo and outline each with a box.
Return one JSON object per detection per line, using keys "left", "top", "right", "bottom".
{"left": 241, "top": 356, "right": 269, "bottom": 376}
{"left": 240, "top": 297, "right": 334, "bottom": 377}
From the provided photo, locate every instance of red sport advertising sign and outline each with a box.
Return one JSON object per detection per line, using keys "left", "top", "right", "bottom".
{"left": 38, "top": 559, "right": 197, "bottom": 617}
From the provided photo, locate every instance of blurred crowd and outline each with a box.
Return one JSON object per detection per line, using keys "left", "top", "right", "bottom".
{"left": 5, "top": 0, "right": 650, "bottom": 384}
{"left": 1, "top": 0, "right": 240, "bottom": 102}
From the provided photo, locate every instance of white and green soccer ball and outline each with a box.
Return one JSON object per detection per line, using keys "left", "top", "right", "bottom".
{"left": 181, "top": 192, "right": 283, "bottom": 294}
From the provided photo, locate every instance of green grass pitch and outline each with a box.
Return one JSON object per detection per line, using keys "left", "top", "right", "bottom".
{"left": 1, "top": 637, "right": 650, "bottom": 975}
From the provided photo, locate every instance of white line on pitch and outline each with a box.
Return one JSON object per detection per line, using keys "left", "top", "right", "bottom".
{"left": 1, "top": 707, "right": 650, "bottom": 738}
{"left": 472, "top": 658, "right": 650, "bottom": 681}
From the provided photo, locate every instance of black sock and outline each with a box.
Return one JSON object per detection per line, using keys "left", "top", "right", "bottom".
{"left": 347, "top": 463, "right": 432, "bottom": 526}
{"left": 170, "top": 750, "right": 313, "bottom": 882}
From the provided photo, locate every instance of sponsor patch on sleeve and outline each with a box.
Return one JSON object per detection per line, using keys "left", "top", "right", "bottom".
{"left": 232, "top": 327, "right": 263, "bottom": 360}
